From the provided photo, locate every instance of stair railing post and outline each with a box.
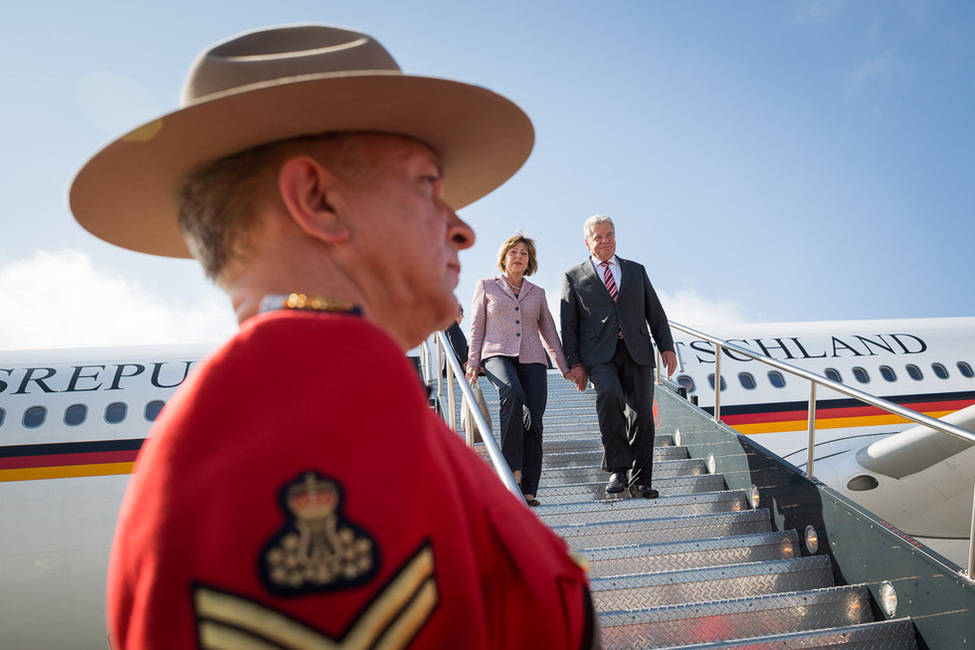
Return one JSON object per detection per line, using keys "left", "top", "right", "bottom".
{"left": 435, "top": 331, "right": 521, "bottom": 500}
{"left": 656, "top": 347, "right": 661, "bottom": 385}
{"left": 713, "top": 345, "right": 722, "bottom": 422}
{"left": 436, "top": 339, "right": 445, "bottom": 398}
{"left": 806, "top": 381, "right": 817, "bottom": 477}
{"left": 440, "top": 336, "right": 458, "bottom": 433}
{"left": 968, "top": 480, "right": 975, "bottom": 579}
{"left": 447, "top": 373, "right": 458, "bottom": 434}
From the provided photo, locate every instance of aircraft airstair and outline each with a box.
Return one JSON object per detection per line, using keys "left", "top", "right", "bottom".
{"left": 437, "top": 369, "right": 975, "bottom": 648}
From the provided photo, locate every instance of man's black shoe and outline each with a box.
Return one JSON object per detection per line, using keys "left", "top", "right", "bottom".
{"left": 636, "top": 485, "right": 659, "bottom": 499}
{"left": 606, "top": 471, "right": 628, "bottom": 494}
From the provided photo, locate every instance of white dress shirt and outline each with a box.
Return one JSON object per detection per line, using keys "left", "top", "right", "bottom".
{"left": 590, "top": 255, "right": 620, "bottom": 289}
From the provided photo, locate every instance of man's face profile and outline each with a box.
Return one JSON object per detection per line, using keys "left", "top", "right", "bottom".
{"left": 339, "top": 134, "right": 475, "bottom": 346}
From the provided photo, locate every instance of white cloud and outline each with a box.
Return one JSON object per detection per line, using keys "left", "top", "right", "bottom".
{"left": 0, "top": 250, "right": 236, "bottom": 350}
{"left": 2, "top": 252, "right": 748, "bottom": 353}
{"left": 844, "top": 52, "right": 915, "bottom": 101}
{"left": 791, "top": 0, "right": 850, "bottom": 24}
{"left": 544, "top": 287, "right": 747, "bottom": 335}
{"left": 847, "top": 52, "right": 896, "bottom": 90}
{"left": 658, "top": 289, "right": 748, "bottom": 327}
{"left": 76, "top": 70, "right": 161, "bottom": 135}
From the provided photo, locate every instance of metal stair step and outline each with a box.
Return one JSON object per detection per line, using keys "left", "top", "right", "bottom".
{"left": 543, "top": 446, "right": 689, "bottom": 467}
{"left": 648, "top": 617, "right": 918, "bottom": 650}
{"left": 537, "top": 491, "right": 748, "bottom": 527}
{"left": 590, "top": 555, "right": 835, "bottom": 609}
{"left": 543, "top": 435, "right": 675, "bottom": 452}
{"left": 544, "top": 408, "right": 610, "bottom": 419}
{"left": 541, "top": 458, "right": 708, "bottom": 483}
{"left": 446, "top": 373, "right": 924, "bottom": 648}
{"left": 471, "top": 435, "right": 674, "bottom": 461}
{"left": 537, "top": 475, "right": 727, "bottom": 503}
{"left": 554, "top": 510, "right": 774, "bottom": 549}
{"left": 586, "top": 530, "right": 800, "bottom": 577}
{"left": 599, "top": 585, "right": 891, "bottom": 649}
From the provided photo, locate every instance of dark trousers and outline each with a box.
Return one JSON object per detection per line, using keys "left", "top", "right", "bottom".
{"left": 483, "top": 356, "right": 547, "bottom": 496}
{"left": 588, "top": 338, "right": 657, "bottom": 487}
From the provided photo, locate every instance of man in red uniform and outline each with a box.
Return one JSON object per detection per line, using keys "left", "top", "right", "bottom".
{"left": 69, "top": 24, "right": 598, "bottom": 649}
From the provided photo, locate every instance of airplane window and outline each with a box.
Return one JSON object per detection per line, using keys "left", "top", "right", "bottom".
{"left": 738, "top": 372, "right": 757, "bottom": 390}
{"left": 0, "top": 408, "right": 5, "bottom": 428}
{"left": 767, "top": 371, "right": 786, "bottom": 388}
{"left": 932, "top": 363, "right": 949, "bottom": 379}
{"left": 24, "top": 406, "right": 47, "bottom": 429}
{"left": 65, "top": 404, "right": 88, "bottom": 426}
{"left": 879, "top": 366, "right": 897, "bottom": 382}
{"left": 958, "top": 362, "right": 974, "bottom": 378}
{"left": 145, "top": 400, "right": 166, "bottom": 421}
{"left": 105, "top": 402, "right": 127, "bottom": 424}
{"left": 677, "top": 375, "right": 696, "bottom": 394}
{"left": 906, "top": 364, "right": 923, "bottom": 381}
{"left": 852, "top": 367, "right": 870, "bottom": 384}
{"left": 706, "top": 374, "right": 727, "bottom": 391}
{"left": 824, "top": 368, "right": 842, "bottom": 383}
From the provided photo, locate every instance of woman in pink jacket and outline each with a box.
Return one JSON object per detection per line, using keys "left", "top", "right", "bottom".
{"left": 466, "top": 233, "right": 573, "bottom": 506}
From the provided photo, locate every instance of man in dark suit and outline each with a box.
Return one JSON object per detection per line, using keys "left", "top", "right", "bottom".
{"left": 442, "top": 305, "right": 469, "bottom": 376}
{"left": 560, "top": 215, "right": 678, "bottom": 498}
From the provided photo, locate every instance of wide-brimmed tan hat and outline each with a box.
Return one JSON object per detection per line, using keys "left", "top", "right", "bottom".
{"left": 69, "top": 23, "right": 534, "bottom": 258}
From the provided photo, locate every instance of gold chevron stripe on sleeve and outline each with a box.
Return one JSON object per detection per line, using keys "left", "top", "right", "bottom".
{"left": 196, "top": 588, "right": 340, "bottom": 650}
{"left": 198, "top": 620, "right": 294, "bottom": 650}
{"left": 373, "top": 577, "right": 438, "bottom": 650}
{"left": 195, "top": 543, "right": 437, "bottom": 650}
{"left": 342, "top": 545, "right": 436, "bottom": 648}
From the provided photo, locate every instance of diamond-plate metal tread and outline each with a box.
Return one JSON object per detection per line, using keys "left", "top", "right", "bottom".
{"left": 586, "top": 530, "right": 800, "bottom": 577}
{"left": 537, "top": 475, "right": 727, "bottom": 503}
{"left": 542, "top": 458, "right": 709, "bottom": 483}
{"left": 600, "top": 585, "right": 886, "bottom": 648}
{"left": 537, "top": 491, "right": 748, "bottom": 527}
{"left": 472, "top": 435, "right": 673, "bottom": 462}
{"left": 545, "top": 411, "right": 613, "bottom": 425}
{"left": 543, "top": 435, "right": 675, "bottom": 452}
{"left": 452, "top": 371, "right": 922, "bottom": 647}
{"left": 590, "top": 555, "right": 835, "bottom": 609}
{"left": 543, "top": 446, "right": 690, "bottom": 468}
{"left": 650, "top": 618, "right": 918, "bottom": 649}
{"left": 554, "top": 510, "right": 773, "bottom": 549}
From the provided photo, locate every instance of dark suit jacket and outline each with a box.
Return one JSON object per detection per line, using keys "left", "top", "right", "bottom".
{"left": 441, "top": 321, "right": 469, "bottom": 376}
{"left": 560, "top": 257, "right": 675, "bottom": 370}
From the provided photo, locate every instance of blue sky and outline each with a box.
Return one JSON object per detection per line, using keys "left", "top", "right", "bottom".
{"left": 1, "top": 1, "right": 973, "bottom": 350}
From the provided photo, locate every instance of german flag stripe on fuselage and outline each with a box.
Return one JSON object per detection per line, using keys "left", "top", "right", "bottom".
{"left": 2, "top": 390, "right": 973, "bottom": 481}
{"left": 705, "top": 390, "right": 975, "bottom": 435}
{"left": 0, "top": 438, "right": 143, "bottom": 482}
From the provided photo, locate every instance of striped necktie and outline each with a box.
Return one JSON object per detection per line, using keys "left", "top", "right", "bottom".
{"left": 601, "top": 261, "right": 618, "bottom": 302}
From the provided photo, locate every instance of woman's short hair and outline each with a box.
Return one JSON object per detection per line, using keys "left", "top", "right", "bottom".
{"left": 496, "top": 232, "right": 538, "bottom": 276}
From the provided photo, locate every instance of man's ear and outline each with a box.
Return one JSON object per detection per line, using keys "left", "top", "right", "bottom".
{"left": 278, "top": 156, "right": 350, "bottom": 243}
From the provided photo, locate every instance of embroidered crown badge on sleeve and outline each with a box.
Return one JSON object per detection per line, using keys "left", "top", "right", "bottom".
{"left": 260, "top": 471, "right": 379, "bottom": 596}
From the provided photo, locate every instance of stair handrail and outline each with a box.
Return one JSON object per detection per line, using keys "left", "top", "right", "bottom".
{"left": 421, "top": 331, "right": 523, "bottom": 500}
{"left": 669, "top": 320, "right": 975, "bottom": 578}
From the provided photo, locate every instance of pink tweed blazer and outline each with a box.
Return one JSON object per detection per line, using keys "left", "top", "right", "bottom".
{"left": 467, "top": 275, "right": 570, "bottom": 375}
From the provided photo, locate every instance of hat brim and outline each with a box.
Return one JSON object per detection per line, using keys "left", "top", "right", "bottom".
{"left": 69, "top": 73, "right": 534, "bottom": 258}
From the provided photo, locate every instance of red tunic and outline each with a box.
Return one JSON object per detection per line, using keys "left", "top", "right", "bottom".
{"left": 107, "top": 309, "right": 592, "bottom": 649}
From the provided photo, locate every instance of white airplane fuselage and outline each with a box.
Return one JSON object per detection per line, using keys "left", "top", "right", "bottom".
{"left": 0, "top": 344, "right": 213, "bottom": 649}
{"left": 671, "top": 317, "right": 975, "bottom": 566}
{"left": 1, "top": 317, "right": 973, "bottom": 648}
{"left": 671, "top": 317, "right": 975, "bottom": 467}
